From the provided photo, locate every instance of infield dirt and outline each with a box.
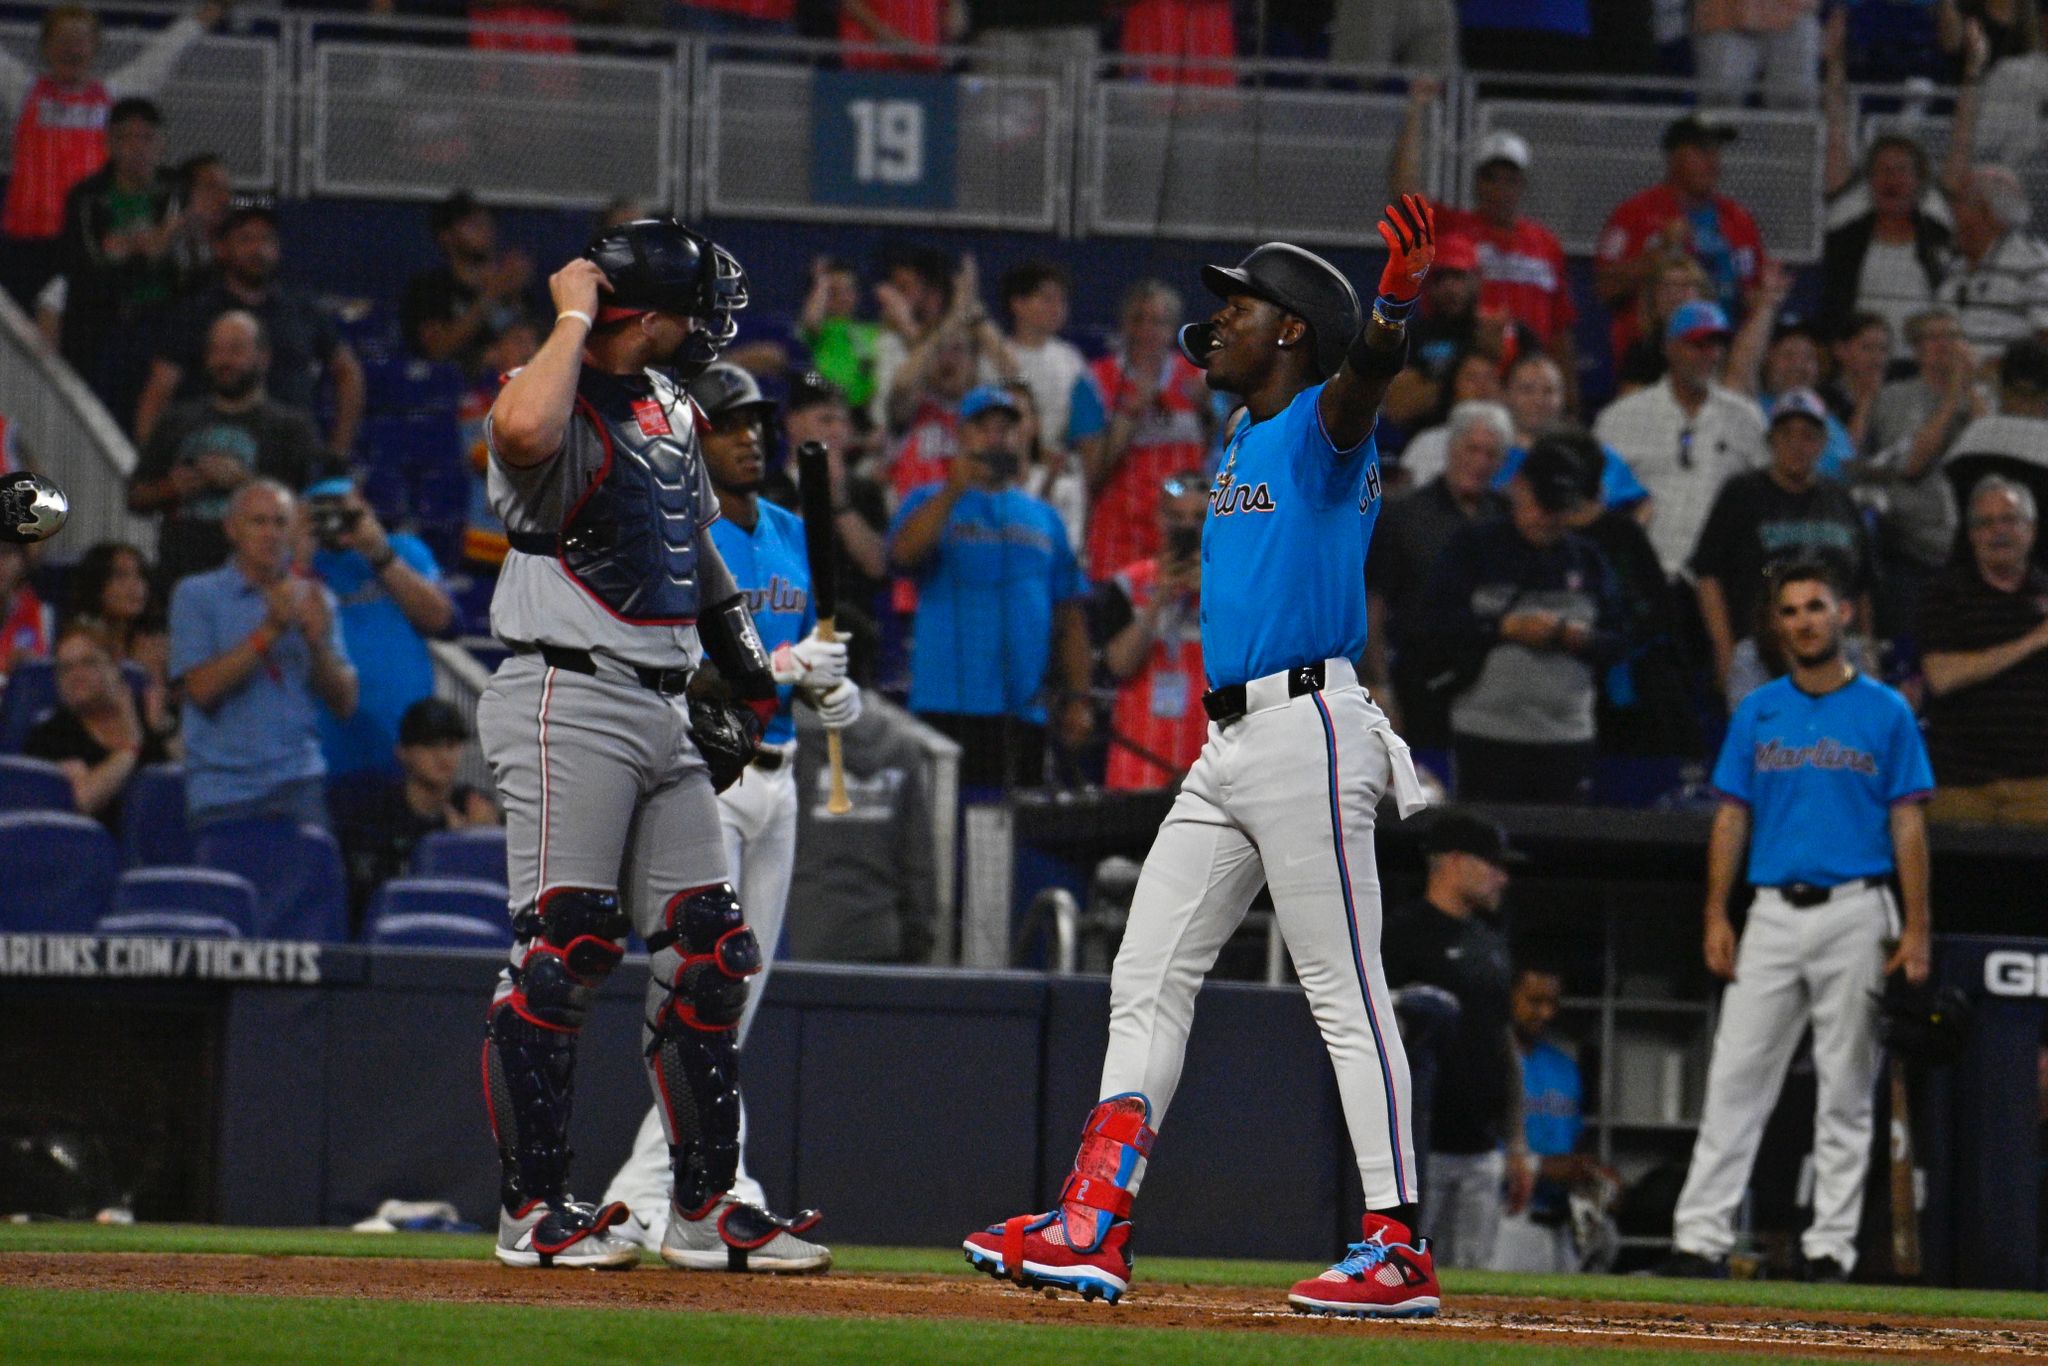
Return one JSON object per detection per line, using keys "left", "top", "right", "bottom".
{"left": 4, "top": 1252, "right": 2047, "bottom": 1360}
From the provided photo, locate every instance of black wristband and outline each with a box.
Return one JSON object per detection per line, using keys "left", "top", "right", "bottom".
{"left": 1345, "top": 324, "right": 1409, "bottom": 381}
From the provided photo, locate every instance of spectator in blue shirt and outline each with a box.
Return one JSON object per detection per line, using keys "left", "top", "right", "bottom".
{"left": 303, "top": 477, "right": 455, "bottom": 776}
{"left": 170, "top": 479, "right": 357, "bottom": 829}
{"left": 888, "top": 384, "right": 1091, "bottom": 788}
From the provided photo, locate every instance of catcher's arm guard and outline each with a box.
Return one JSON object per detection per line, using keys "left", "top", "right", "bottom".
{"left": 700, "top": 591, "right": 778, "bottom": 729}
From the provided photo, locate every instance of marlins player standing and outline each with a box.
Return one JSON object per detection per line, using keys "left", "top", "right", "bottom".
{"left": 477, "top": 218, "right": 826, "bottom": 1273}
{"left": 965, "top": 198, "right": 1443, "bottom": 1316}
{"left": 1661, "top": 558, "right": 1933, "bottom": 1283}
{"left": 603, "top": 362, "right": 861, "bottom": 1252}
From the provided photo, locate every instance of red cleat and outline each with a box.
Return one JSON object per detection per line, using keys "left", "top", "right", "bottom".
{"left": 962, "top": 1211, "right": 1133, "bottom": 1302}
{"left": 1287, "top": 1213, "right": 1441, "bottom": 1318}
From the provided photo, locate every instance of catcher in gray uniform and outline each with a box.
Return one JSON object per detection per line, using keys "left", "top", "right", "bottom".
{"left": 477, "top": 217, "right": 827, "bottom": 1272}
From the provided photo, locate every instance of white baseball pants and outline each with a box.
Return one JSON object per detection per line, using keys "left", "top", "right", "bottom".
{"left": 1673, "top": 883, "right": 1894, "bottom": 1270}
{"left": 1099, "top": 662, "right": 1427, "bottom": 1210}
{"left": 606, "top": 755, "right": 800, "bottom": 1224}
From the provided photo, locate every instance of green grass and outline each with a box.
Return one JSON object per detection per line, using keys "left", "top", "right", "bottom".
{"left": 0, "top": 1288, "right": 1839, "bottom": 1366}
{"left": 3, "top": 1222, "right": 2045, "bottom": 1324}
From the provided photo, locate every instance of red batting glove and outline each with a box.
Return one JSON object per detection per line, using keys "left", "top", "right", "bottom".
{"left": 1375, "top": 194, "right": 1437, "bottom": 305}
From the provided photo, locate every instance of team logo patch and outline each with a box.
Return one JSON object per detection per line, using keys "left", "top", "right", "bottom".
{"left": 632, "top": 398, "right": 672, "bottom": 438}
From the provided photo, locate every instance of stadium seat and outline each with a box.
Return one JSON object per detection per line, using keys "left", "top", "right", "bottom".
{"left": 366, "top": 877, "right": 512, "bottom": 949}
{"left": 106, "top": 868, "right": 258, "bottom": 938}
{"left": 193, "top": 819, "right": 349, "bottom": 942}
{"left": 0, "top": 812, "right": 119, "bottom": 933}
{"left": 411, "top": 826, "right": 508, "bottom": 884}
{"left": 121, "top": 764, "right": 193, "bottom": 867}
{"left": 0, "top": 755, "right": 74, "bottom": 812}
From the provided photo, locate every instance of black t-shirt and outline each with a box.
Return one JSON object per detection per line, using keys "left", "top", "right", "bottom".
{"left": 1368, "top": 478, "right": 1506, "bottom": 648}
{"left": 133, "top": 398, "right": 331, "bottom": 584}
{"left": 1917, "top": 564, "right": 2048, "bottom": 786}
{"left": 156, "top": 280, "right": 341, "bottom": 416}
{"left": 1381, "top": 897, "right": 1516, "bottom": 1154}
{"left": 399, "top": 264, "right": 536, "bottom": 373}
{"left": 22, "top": 709, "right": 171, "bottom": 834}
{"left": 1688, "top": 471, "right": 1876, "bottom": 641}
{"left": 328, "top": 771, "right": 484, "bottom": 919}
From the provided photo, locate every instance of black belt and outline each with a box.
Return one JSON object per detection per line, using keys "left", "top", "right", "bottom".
{"left": 752, "top": 749, "right": 786, "bottom": 772}
{"left": 1202, "top": 661, "right": 1327, "bottom": 727}
{"left": 507, "top": 530, "right": 560, "bottom": 556}
{"left": 1769, "top": 874, "right": 1887, "bottom": 908}
{"left": 516, "top": 643, "right": 693, "bottom": 696}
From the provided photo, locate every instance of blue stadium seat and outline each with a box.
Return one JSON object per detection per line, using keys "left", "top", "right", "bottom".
{"left": 121, "top": 764, "right": 192, "bottom": 867}
{"left": 0, "top": 755, "right": 74, "bottom": 812}
{"left": 0, "top": 812, "right": 119, "bottom": 933}
{"left": 411, "top": 826, "right": 508, "bottom": 884}
{"left": 106, "top": 867, "right": 258, "bottom": 938}
{"left": 193, "top": 819, "right": 349, "bottom": 942}
{"left": 366, "top": 877, "right": 512, "bottom": 949}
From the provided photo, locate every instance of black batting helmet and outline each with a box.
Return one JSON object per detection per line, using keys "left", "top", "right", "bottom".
{"left": 584, "top": 217, "right": 748, "bottom": 378}
{"left": 1198, "top": 242, "right": 1362, "bottom": 378}
{"left": 687, "top": 362, "right": 777, "bottom": 425}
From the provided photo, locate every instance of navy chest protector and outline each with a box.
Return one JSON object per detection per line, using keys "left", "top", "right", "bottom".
{"left": 511, "top": 370, "right": 707, "bottom": 623}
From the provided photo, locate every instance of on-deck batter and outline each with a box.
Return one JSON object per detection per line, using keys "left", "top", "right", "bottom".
{"left": 964, "top": 197, "right": 1445, "bottom": 1318}
{"left": 603, "top": 362, "right": 861, "bottom": 1243}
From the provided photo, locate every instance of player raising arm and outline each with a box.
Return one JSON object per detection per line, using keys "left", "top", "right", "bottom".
{"left": 964, "top": 198, "right": 1443, "bottom": 1318}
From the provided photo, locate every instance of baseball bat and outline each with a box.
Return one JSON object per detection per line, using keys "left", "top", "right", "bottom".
{"left": 1889, "top": 1055, "right": 1921, "bottom": 1278}
{"left": 794, "top": 440, "right": 852, "bottom": 815}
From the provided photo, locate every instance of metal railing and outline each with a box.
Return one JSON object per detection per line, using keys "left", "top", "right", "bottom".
{"left": 1, "top": 5, "right": 2020, "bottom": 258}
{"left": 0, "top": 289, "right": 155, "bottom": 556}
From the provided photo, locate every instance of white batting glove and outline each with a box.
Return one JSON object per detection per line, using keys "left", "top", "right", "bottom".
{"left": 813, "top": 679, "right": 862, "bottom": 730}
{"left": 770, "top": 629, "right": 850, "bottom": 689}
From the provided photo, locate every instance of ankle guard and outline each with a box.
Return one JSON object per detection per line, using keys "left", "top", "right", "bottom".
{"left": 1059, "top": 1093, "right": 1155, "bottom": 1252}
{"left": 484, "top": 888, "right": 630, "bottom": 1211}
{"left": 645, "top": 883, "right": 759, "bottom": 1213}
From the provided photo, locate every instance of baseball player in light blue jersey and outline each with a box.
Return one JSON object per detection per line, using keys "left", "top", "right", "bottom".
{"left": 1662, "top": 558, "right": 1933, "bottom": 1283}
{"left": 966, "top": 198, "right": 1444, "bottom": 1317}
{"left": 602, "top": 364, "right": 860, "bottom": 1260}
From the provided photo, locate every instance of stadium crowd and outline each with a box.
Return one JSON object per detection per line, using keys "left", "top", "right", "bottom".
{"left": 0, "top": 0, "right": 2045, "bottom": 953}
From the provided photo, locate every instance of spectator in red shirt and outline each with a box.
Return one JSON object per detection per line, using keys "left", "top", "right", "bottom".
{"left": 0, "top": 540, "right": 54, "bottom": 678}
{"left": 1390, "top": 79, "right": 1577, "bottom": 368}
{"left": 1095, "top": 472, "right": 1209, "bottom": 790}
{"left": 887, "top": 322, "right": 981, "bottom": 498}
{"left": 0, "top": 2, "right": 220, "bottom": 308}
{"left": 1085, "top": 279, "right": 1213, "bottom": 577}
{"left": 1595, "top": 114, "right": 1770, "bottom": 371}
{"left": 1118, "top": 0, "right": 1237, "bottom": 85}
{"left": 841, "top": 0, "right": 962, "bottom": 71}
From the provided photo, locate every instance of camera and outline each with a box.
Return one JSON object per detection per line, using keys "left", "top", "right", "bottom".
{"left": 1166, "top": 524, "right": 1201, "bottom": 560}
{"left": 308, "top": 495, "right": 362, "bottom": 548}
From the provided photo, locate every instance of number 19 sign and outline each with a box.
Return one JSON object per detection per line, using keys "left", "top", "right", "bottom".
{"left": 811, "top": 70, "right": 958, "bottom": 212}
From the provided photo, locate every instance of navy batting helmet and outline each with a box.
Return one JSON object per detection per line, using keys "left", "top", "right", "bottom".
{"left": 1195, "top": 242, "right": 1362, "bottom": 378}
{"left": 584, "top": 217, "right": 748, "bottom": 378}
{"left": 687, "top": 363, "right": 777, "bottom": 424}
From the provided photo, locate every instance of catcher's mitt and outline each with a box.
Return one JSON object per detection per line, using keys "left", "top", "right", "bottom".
{"left": 689, "top": 694, "right": 762, "bottom": 793}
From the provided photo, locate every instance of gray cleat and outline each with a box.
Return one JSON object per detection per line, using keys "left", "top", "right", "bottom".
{"left": 495, "top": 1198, "right": 642, "bottom": 1269}
{"left": 660, "top": 1194, "right": 831, "bottom": 1272}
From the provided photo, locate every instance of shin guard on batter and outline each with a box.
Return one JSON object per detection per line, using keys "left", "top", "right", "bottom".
{"left": 963, "top": 1093, "right": 1155, "bottom": 1301}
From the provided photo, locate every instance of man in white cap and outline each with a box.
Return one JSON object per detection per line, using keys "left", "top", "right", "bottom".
{"left": 1390, "top": 78, "right": 1576, "bottom": 377}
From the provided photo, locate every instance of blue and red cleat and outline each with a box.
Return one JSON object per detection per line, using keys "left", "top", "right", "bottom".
{"left": 1286, "top": 1213, "right": 1441, "bottom": 1318}
{"left": 963, "top": 1209, "right": 1133, "bottom": 1303}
